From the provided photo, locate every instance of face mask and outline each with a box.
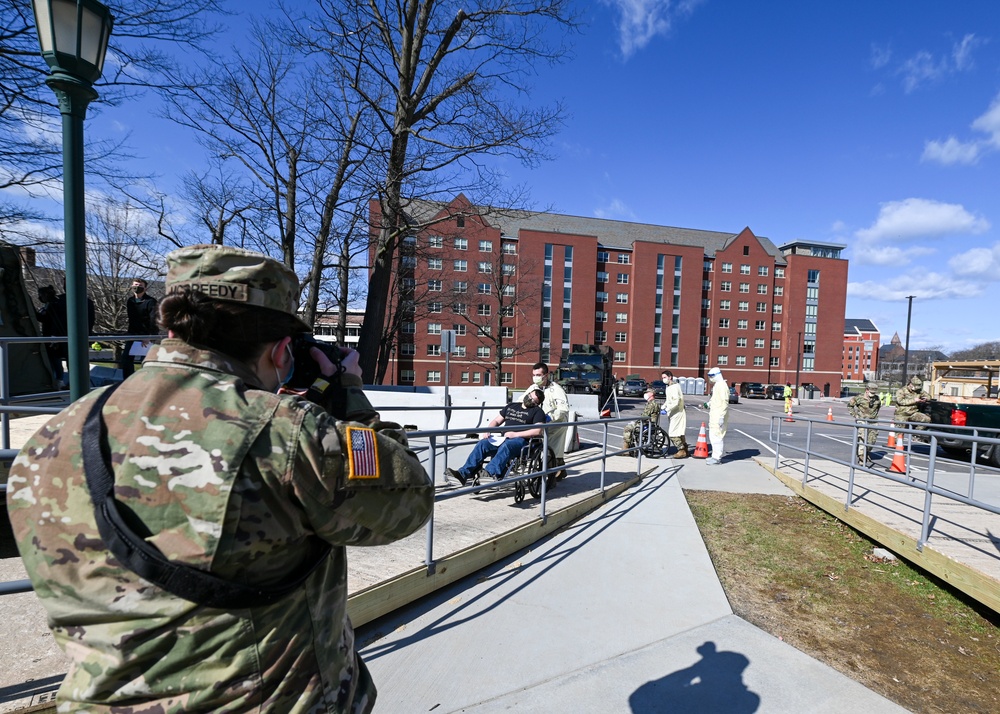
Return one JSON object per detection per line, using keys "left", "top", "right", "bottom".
{"left": 272, "top": 342, "right": 294, "bottom": 392}
{"left": 532, "top": 375, "right": 545, "bottom": 386}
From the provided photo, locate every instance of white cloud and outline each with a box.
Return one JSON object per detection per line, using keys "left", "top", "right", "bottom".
{"left": 602, "top": 0, "right": 703, "bottom": 59}
{"left": 594, "top": 198, "right": 638, "bottom": 221}
{"left": 848, "top": 269, "right": 986, "bottom": 301}
{"left": 970, "top": 92, "right": 1000, "bottom": 146}
{"left": 870, "top": 43, "right": 892, "bottom": 70}
{"left": 948, "top": 241, "right": 1000, "bottom": 279}
{"left": 890, "top": 33, "right": 983, "bottom": 93}
{"left": 851, "top": 243, "right": 934, "bottom": 267}
{"left": 855, "top": 198, "right": 989, "bottom": 242}
{"left": 899, "top": 50, "right": 945, "bottom": 93}
{"left": 921, "top": 136, "right": 983, "bottom": 165}
{"left": 952, "top": 33, "right": 984, "bottom": 71}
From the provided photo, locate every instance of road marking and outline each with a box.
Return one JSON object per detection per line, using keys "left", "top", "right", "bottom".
{"left": 733, "top": 429, "right": 776, "bottom": 455}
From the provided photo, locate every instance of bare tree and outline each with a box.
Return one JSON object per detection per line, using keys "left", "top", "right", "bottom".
{"left": 949, "top": 341, "right": 1000, "bottom": 361}
{"left": 288, "top": 0, "right": 575, "bottom": 382}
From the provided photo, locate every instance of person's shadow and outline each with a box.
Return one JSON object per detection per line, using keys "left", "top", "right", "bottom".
{"left": 629, "top": 641, "right": 760, "bottom": 713}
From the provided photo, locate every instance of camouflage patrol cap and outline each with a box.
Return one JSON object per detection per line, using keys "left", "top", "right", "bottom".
{"left": 165, "top": 244, "right": 308, "bottom": 331}
{"left": 910, "top": 375, "right": 923, "bottom": 387}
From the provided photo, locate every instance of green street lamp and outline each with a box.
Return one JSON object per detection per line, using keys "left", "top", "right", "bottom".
{"left": 31, "top": 0, "right": 114, "bottom": 401}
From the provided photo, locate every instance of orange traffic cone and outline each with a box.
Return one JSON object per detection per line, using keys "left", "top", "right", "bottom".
{"left": 692, "top": 423, "right": 710, "bottom": 459}
{"left": 826, "top": 407, "right": 834, "bottom": 421}
{"left": 887, "top": 439, "right": 907, "bottom": 474}
{"left": 784, "top": 405, "right": 795, "bottom": 422}
{"left": 887, "top": 423, "right": 897, "bottom": 449}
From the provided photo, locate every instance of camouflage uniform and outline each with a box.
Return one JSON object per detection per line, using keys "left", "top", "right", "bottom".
{"left": 623, "top": 396, "right": 662, "bottom": 449}
{"left": 7, "top": 245, "right": 434, "bottom": 713}
{"left": 894, "top": 376, "right": 931, "bottom": 431}
{"left": 848, "top": 389, "right": 881, "bottom": 465}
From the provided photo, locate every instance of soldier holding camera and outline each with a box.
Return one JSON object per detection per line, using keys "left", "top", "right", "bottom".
{"left": 8, "top": 244, "right": 433, "bottom": 713}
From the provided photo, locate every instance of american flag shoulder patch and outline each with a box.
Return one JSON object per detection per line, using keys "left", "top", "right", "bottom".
{"left": 346, "top": 426, "right": 380, "bottom": 480}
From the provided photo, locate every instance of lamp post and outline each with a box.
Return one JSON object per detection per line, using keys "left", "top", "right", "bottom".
{"left": 901, "top": 295, "right": 915, "bottom": 387}
{"left": 31, "top": 0, "right": 114, "bottom": 401}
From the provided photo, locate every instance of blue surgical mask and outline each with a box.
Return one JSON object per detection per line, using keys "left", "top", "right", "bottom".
{"left": 273, "top": 343, "right": 294, "bottom": 392}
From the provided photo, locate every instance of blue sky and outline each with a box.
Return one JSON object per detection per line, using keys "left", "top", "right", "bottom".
{"left": 15, "top": 0, "right": 1000, "bottom": 354}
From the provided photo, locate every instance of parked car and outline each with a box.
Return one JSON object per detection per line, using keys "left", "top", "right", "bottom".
{"left": 729, "top": 386, "right": 740, "bottom": 404}
{"left": 740, "top": 382, "right": 766, "bottom": 399}
{"left": 766, "top": 385, "right": 785, "bottom": 400}
{"left": 622, "top": 379, "right": 646, "bottom": 397}
{"left": 650, "top": 380, "right": 667, "bottom": 398}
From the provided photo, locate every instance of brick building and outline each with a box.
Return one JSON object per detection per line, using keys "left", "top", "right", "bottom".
{"left": 373, "top": 196, "right": 848, "bottom": 394}
{"left": 842, "top": 318, "right": 880, "bottom": 383}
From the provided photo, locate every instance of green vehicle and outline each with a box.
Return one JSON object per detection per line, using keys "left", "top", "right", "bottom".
{"left": 925, "top": 360, "right": 1000, "bottom": 467}
{"left": 555, "top": 344, "right": 615, "bottom": 406}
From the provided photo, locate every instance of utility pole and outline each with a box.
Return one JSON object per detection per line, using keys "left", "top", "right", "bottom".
{"left": 901, "top": 295, "right": 915, "bottom": 387}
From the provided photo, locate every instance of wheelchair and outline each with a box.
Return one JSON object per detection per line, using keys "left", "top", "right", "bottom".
{"left": 470, "top": 437, "right": 557, "bottom": 503}
{"left": 635, "top": 418, "right": 668, "bottom": 459}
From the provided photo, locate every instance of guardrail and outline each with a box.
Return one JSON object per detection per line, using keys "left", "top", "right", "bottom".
{"left": 769, "top": 414, "right": 1000, "bottom": 552}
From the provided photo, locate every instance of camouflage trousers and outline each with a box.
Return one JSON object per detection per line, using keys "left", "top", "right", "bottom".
{"left": 856, "top": 421, "right": 879, "bottom": 464}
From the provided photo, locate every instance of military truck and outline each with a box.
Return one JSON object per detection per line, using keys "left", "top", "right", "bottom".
{"left": 555, "top": 344, "right": 615, "bottom": 406}
{"left": 924, "top": 360, "right": 1000, "bottom": 467}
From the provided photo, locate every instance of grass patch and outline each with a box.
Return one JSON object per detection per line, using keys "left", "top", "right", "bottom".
{"left": 686, "top": 490, "right": 1000, "bottom": 714}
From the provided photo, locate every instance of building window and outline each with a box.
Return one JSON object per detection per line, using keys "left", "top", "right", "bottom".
{"left": 501, "top": 347, "right": 514, "bottom": 358}
{"left": 596, "top": 291, "right": 608, "bottom": 303}
{"left": 400, "top": 369, "right": 415, "bottom": 383}
{"left": 701, "top": 317, "right": 710, "bottom": 328}
{"left": 721, "top": 262, "right": 732, "bottom": 273}
{"left": 478, "top": 325, "right": 492, "bottom": 336}
{"left": 596, "top": 310, "right": 608, "bottom": 322}
{"left": 718, "top": 337, "right": 729, "bottom": 347}
{"left": 720, "top": 281, "right": 731, "bottom": 292}
{"left": 699, "top": 354, "right": 708, "bottom": 365}
{"left": 753, "top": 356, "right": 764, "bottom": 366}
{"left": 771, "top": 339, "right": 780, "bottom": 349}
{"left": 617, "top": 293, "right": 629, "bottom": 304}
{"left": 478, "top": 261, "right": 492, "bottom": 273}
{"left": 719, "top": 318, "right": 730, "bottom": 329}
{"left": 703, "top": 280, "right": 712, "bottom": 291}
{"left": 453, "top": 302, "right": 467, "bottom": 315}
{"left": 429, "top": 302, "right": 442, "bottom": 313}
{"left": 718, "top": 355, "right": 729, "bottom": 365}
{"left": 499, "top": 305, "right": 514, "bottom": 317}
{"left": 702, "top": 299, "right": 711, "bottom": 310}
{"left": 479, "top": 240, "right": 492, "bottom": 252}
{"left": 775, "top": 267, "right": 785, "bottom": 278}
{"left": 428, "top": 279, "right": 442, "bottom": 292}
{"left": 740, "top": 264, "right": 751, "bottom": 275}
{"left": 595, "top": 330, "right": 607, "bottom": 342}
{"left": 700, "top": 335, "right": 709, "bottom": 346}
{"left": 597, "top": 250, "right": 609, "bottom": 262}
{"left": 755, "top": 320, "right": 766, "bottom": 330}
{"left": 400, "top": 343, "right": 415, "bottom": 356}
{"left": 754, "top": 338, "right": 765, "bottom": 348}
{"left": 427, "top": 323, "right": 442, "bottom": 335}
{"left": 501, "top": 285, "right": 514, "bottom": 297}
{"left": 401, "top": 256, "right": 417, "bottom": 269}
{"left": 453, "top": 238, "right": 467, "bottom": 251}
{"left": 454, "top": 345, "right": 466, "bottom": 357}
{"left": 618, "top": 254, "right": 630, "bottom": 264}
{"left": 427, "top": 370, "right": 441, "bottom": 383}
{"left": 735, "top": 355, "right": 746, "bottom": 366}
{"left": 758, "top": 266, "right": 769, "bottom": 276}
{"left": 454, "top": 259, "right": 467, "bottom": 272}
{"left": 615, "top": 331, "right": 627, "bottom": 342}
{"left": 616, "top": 312, "right": 628, "bottom": 323}
{"left": 501, "top": 326, "right": 514, "bottom": 338}
{"left": 736, "top": 337, "right": 747, "bottom": 348}
{"left": 477, "top": 303, "right": 492, "bottom": 316}
{"left": 502, "top": 242, "right": 516, "bottom": 255}
{"left": 617, "top": 273, "right": 629, "bottom": 284}
{"left": 402, "top": 322, "right": 415, "bottom": 334}
{"left": 429, "top": 236, "right": 443, "bottom": 248}
{"left": 738, "top": 301, "right": 749, "bottom": 311}
{"left": 500, "top": 372, "right": 513, "bottom": 384}
{"left": 737, "top": 319, "right": 748, "bottom": 330}
{"left": 774, "top": 286, "right": 784, "bottom": 297}
{"left": 772, "top": 321, "right": 782, "bottom": 332}
{"left": 808, "top": 269, "right": 820, "bottom": 283}
{"left": 720, "top": 300, "right": 731, "bottom": 310}
{"left": 757, "top": 284, "right": 768, "bottom": 294}
{"left": 703, "top": 259, "right": 713, "bottom": 272}
{"left": 477, "top": 346, "right": 490, "bottom": 358}
{"left": 459, "top": 371, "right": 470, "bottom": 383}
{"left": 427, "top": 344, "right": 441, "bottom": 356}
{"left": 502, "top": 264, "right": 515, "bottom": 276}
{"left": 597, "top": 271, "right": 609, "bottom": 283}
{"left": 739, "top": 283, "right": 750, "bottom": 293}
{"left": 478, "top": 283, "right": 491, "bottom": 294}
{"left": 453, "top": 324, "right": 467, "bottom": 336}
{"left": 756, "top": 302, "right": 767, "bottom": 312}
{"left": 472, "top": 371, "right": 481, "bottom": 383}
{"left": 428, "top": 258, "right": 443, "bottom": 270}
{"left": 614, "top": 351, "right": 626, "bottom": 362}
{"left": 453, "top": 281, "right": 468, "bottom": 294}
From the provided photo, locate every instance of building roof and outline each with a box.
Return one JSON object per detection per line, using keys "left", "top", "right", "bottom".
{"left": 402, "top": 197, "right": 786, "bottom": 261}
{"left": 844, "top": 318, "right": 879, "bottom": 335}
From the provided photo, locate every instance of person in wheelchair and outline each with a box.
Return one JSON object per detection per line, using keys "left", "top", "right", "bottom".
{"left": 623, "top": 387, "right": 663, "bottom": 451}
{"left": 447, "top": 389, "right": 547, "bottom": 487}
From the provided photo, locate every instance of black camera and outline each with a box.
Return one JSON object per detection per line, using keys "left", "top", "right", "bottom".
{"left": 287, "top": 334, "right": 345, "bottom": 390}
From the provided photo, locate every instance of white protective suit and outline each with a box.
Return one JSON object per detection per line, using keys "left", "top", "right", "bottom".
{"left": 707, "top": 376, "right": 730, "bottom": 459}
{"left": 663, "top": 381, "right": 687, "bottom": 437}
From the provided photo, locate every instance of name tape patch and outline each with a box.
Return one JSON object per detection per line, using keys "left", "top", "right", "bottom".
{"left": 167, "top": 281, "right": 248, "bottom": 301}
{"left": 346, "top": 427, "right": 380, "bottom": 480}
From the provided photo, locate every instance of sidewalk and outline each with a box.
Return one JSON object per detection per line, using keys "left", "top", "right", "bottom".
{"left": 357, "top": 457, "right": 908, "bottom": 713}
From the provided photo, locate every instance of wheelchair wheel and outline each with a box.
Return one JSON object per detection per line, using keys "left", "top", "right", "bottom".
{"left": 640, "top": 425, "right": 667, "bottom": 458}
{"left": 527, "top": 476, "right": 541, "bottom": 499}
{"left": 514, "top": 480, "right": 526, "bottom": 503}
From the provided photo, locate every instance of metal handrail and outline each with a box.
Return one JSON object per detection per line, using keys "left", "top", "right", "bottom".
{"left": 769, "top": 414, "right": 1000, "bottom": 551}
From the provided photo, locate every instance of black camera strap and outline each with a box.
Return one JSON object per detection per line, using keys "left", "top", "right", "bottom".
{"left": 82, "top": 383, "right": 330, "bottom": 610}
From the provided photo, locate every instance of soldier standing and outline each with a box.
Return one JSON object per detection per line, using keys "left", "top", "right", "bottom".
{"left": 848, "top": 382, "right": 881, "bottom": 466}
{"left": 8, "top": 245, "right": 433, "bottom": 713}
{"left": 894, "top": 375, "right": 931, "bottom": 439}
